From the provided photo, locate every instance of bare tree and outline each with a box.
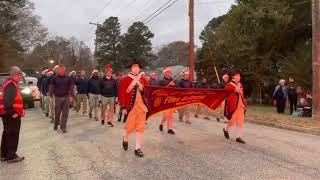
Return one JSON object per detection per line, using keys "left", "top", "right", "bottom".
{"left": 12, "top": 1, "right": 48, "bottom": 49}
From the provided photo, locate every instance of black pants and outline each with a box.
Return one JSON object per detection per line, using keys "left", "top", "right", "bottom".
{"left": 1, "top": 116, "right": 21, "bottom": 159}
{"left": 276, "top": 99, "right": 286, "bottom": 113}
{"left": 288, "top": 95, "right": 298, "bottom": 114}
{"left": 55, "top": 97, "right": 70, "bottom": 130}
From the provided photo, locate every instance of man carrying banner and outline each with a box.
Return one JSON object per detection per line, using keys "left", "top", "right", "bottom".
{"left": 159, "top": 67, "right": 176, "bottom": 134}
{"left": 148, "top": 72, "right": 159, "bottom": 86}
{"left": 223, "top": 69, "right": 247, "bottom": 144}
{"left": 178, "top": 71, "right": 193, "bottom": 124}
{"left": 217, "top": 74, "right": 229, "bottom": 123}
{"left": 194, "top": 78, "right": 211, "bottom": 120}
{"left": 119, "top": 61, "right": 149, "bottom": 157}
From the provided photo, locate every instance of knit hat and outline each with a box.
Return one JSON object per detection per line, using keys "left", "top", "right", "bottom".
{"left": 163, "top": 67, "right": 171, "bottom": 73}
{"left": 222, "top": 74, "right": 229, "bottom": 79}
{"left": 42, "top": 69, "right": 49, "bottom": 75}
{"left": 53, "top": 65, "right": 59, "bottom": 69}
{"left": 115, "top": 72, "right": 122, "bottom": 76}
{"left": 105, "top": 64, "right": 112, "bottom": 72}
{"left": 9, "top": 66, "right": 22, "bottom": 75}
{"left": 47, "top": 70, "right": 54, "bottom": 76}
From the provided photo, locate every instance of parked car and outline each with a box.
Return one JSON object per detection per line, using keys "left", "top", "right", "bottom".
{"left": 25, "top": 77, "right": 41, "bottom": 101}
{"left": 0, "top": 73, "right": 35, "bottom": 108}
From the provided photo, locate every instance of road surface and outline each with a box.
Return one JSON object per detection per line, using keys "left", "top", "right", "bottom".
{"left": 1, "top": 105, "right": 320, "bottom": 180}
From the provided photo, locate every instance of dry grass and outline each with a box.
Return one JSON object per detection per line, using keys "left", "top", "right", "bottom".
{"left": 246, "top": 105, "right": 320, "bottom": 129}
{"left": 209, "top": 105, "right": 320, "bottom": 130}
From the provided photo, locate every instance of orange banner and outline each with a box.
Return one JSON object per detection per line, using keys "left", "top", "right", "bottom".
{"left": 144, "top": 86, "right": 233, "bottom": 118}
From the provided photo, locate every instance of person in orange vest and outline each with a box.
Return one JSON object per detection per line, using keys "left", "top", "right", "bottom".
{"left": 118, "top": 61, "right": 149, "bottom": 157}
{"left": 0, "top": 66, "right": 25, "bottom": 163}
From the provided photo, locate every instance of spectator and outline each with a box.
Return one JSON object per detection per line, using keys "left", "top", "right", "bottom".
{"left": 298, "top": 92, "right": 312, "bottom": 117}
{"left": 272, "top": 79, "right": 288, "bottom": 114}
{"left": 288, "top": 75, "right": 298, "bottom": 114}
{"left": 0, "top": 66, "right": 25, "bottom": 163}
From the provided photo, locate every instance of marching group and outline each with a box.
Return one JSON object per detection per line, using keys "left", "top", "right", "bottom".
{"left": 1, "top": 62, "right": 247, "bottom": 162}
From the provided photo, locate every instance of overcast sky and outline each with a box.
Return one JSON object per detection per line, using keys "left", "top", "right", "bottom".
{"left": 30, "top": 0, "right": 234, "bottom": 50}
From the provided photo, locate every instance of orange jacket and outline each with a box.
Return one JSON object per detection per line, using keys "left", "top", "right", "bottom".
{"left": 0, "top": 79, "right": 25, "bottom": 117}
{"left": 224, "top": 81, "right": 246, "bottom": 120}
{"left": 118, "top": 75, "right": 148, "bottom": 112}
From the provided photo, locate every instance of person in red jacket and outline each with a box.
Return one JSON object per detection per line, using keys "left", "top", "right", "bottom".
{"left": 223, "top": 69, "right": 247, "bottom": 144}
{"left": 118, "top": 62, "right": 149, "bottom": 157}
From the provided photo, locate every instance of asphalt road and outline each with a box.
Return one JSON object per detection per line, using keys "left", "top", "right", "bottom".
{"left": 1, "top": 105, "right": 320, "bottom": 180}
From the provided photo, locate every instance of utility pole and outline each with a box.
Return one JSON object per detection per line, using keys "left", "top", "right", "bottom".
{"left": 189, "top": 0, "right": 194, "bottom": 81}
{"left": 312, "top": 0, "right": 320, "bottom": 120}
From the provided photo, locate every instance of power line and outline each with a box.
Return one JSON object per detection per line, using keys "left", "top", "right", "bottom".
{"left": 122, "top": 0, "right": 155, "bottom": 30}
{"left": 111, "top": 0, "right": 139, "bottom": 21}
{"left": 125, "top": 0, "right": 138, "bottom": 8}
{"left": 144, "top": 0, "right": 180, "bottom": 24}
{"left": 142, "top": 0, "right": 174, "bottom": 23}
{"left": 90, "top": 0, "right": 113, "bottom": 21}
{"left": 130, "top": 0, "right": 154, "bottom": 21}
